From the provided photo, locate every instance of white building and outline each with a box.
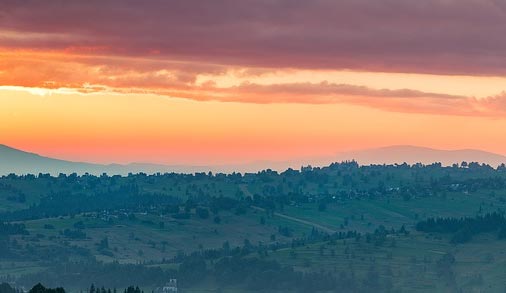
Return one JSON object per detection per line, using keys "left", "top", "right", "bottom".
{"left": 154, "top": 279, "right": 178, "bottom": 293}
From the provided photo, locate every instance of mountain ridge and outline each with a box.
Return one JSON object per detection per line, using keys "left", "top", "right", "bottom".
{"left": 338, "top": 145, "right": 506, "bottom": 167}
{"left": 1, "top": 144, "right": 505, "bottom": 176}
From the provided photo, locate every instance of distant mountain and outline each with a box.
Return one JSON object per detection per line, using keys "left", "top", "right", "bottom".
{"left": 1, "top": 144, "right": 506, "bottom": 176}
{"left": 0, "top": 144, "right": 210, "bottom": 176}
{"left": 335, "top": 145, "right": 506, "bottom": 167}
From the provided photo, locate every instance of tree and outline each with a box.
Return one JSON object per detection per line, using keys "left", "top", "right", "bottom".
{"left": 196, "top": 207, "right": 210, "bottom": 219}
{"left": 214, "top": 216, "right": 221, "bottom": 224}
{"left": 0, "top": 283, "right": 16, "bottom": 293}
{"left": 28, "top": 284, "right": 65, "bottom": 293}
{"left": 123, "top": 287, "right": 142, "bottom": 293}
{"left": 498, "top": 226, "right": 506, "bottom": 240}
{"left": 97, "top": 237, "right": 109, "bottom": 250}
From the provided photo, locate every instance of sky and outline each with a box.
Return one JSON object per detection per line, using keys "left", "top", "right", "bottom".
{"left": 1, "top": 0, "right": 506, "bottom": 165}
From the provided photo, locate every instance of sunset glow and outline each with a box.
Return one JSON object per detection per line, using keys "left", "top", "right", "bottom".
{"left": 1, "top": 0, "right": 506, "bottom": 165}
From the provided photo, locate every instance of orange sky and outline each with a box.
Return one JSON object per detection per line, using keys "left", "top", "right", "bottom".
{"left": 1, "top": 86, "right": 506, "bottom": 165}
{"left": 1, "top": 1, "right": 506, "bottom": 165}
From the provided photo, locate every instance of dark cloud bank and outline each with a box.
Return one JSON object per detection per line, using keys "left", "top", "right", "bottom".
{"left": 2, "top": 0, "right": 506, "bottom": 75}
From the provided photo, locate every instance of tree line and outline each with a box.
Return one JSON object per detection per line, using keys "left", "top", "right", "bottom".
{"left": 416, "top": 212, "right": 506, "bottom": 243}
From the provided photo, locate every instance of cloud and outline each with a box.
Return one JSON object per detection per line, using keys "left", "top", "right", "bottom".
{"left": 1, "top": 0, "right": 506, "bottom": 75}
{"left": 0, "top": 49, "right": 224, "bottom": 90}
{"left": 2, "top": 48, "right": 505, "bottom": 117}
{"left": 176, "top": 82, "right": 506, "bottom": 117}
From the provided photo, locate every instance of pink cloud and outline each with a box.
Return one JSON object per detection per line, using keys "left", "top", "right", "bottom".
{"left": 1, "top": 49, "right": 505, "bottom": 117}
{"left": 1, "top": 0, "right": 506, "bottom": 75}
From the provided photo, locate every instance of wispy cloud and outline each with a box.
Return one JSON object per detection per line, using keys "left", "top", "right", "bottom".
{"left": 2, "top": 49, "right": 505, "bottom": 117}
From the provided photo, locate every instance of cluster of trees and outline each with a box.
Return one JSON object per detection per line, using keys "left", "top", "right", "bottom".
{"left": 364, "top": 225, "right": 408, "bottom": 246}
{"left": 0, "top": 283, "right": 67, "bottom": 293}
{"left": 16, "top": 221, "right": 413, "bottom": 292}
{"left": 61, "top": 229, "right": 87, "bottom": 239}
{"left": 211, "top": 255, "right": 355, "bottom": 291}
{"left": 18, "top": 262, "right": 171, "bottom": 290}
{"left": 18, "top": 255, "right": 395, "bottom": 292}
{"left": 1, "top": 283, "right": 70, "bottom": 293}
{"left": 6, "top": 282, "right": 144, "bottom": 293}
{"left": 87, "top": 284, "right": 141, "bottom": 293}
{"left": 0, "top": 222, "right": 29, "bottom": 258}
{"left": 17, "top": 225, "right": 374, "bottom": 291}
{"left": 0, "top": 183, "right": 26, "bottom": 203}
{"left": 28, "top": 284, "right": 65, "bottom": 293}
{"left": 0, "top": 222, "right": 28, "bottom": 236}
{"left": 3, "top": 161, "right": 506, "bottom": 223}
{"left": 416, "top": 212, "right": 506, "bottom": 243}
{"left": 0, "top": 283, "right": 21, "bottom": 293}
{"left": 0, "top": 190, "right": 180, "bottom": 221}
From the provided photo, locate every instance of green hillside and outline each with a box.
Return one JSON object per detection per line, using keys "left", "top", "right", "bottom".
{"left": 1, "top": 162, "right": 506, "bottom": 292}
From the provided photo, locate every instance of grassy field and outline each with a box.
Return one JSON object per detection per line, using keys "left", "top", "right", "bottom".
{"left": 276, "top": 191, "right": 503, "bottom": 233}
{"left": 3, "top": 189, "right": 504, "bottom": 276}
{"left": 265, "top": 232, "right": 506, "bottom": 292}
{"left": 2, "top": 208, "right": 307, "bottom": 277}
{"left": 178, "top": 233, "right": 506, "bottom": 293}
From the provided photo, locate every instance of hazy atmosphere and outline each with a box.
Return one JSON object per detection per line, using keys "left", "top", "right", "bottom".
{"left": 2, "top": 0, "right": 506, "bottom": 165}
{"left": 1, "top": 1, "right": 506, "bottom": 293}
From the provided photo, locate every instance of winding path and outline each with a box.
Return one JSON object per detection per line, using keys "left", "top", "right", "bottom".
{"left": 240, "top": 184, "right": 337, "bottom": 233}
